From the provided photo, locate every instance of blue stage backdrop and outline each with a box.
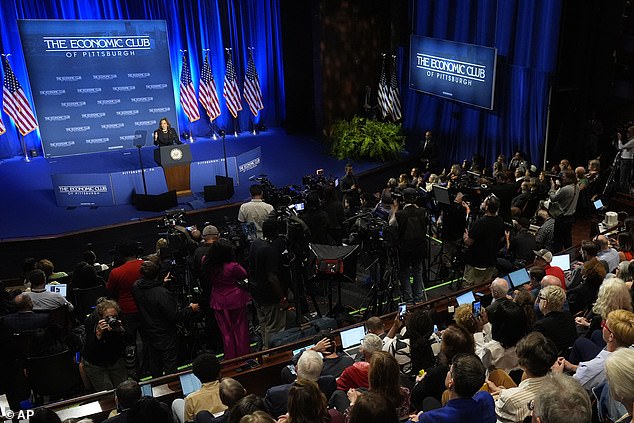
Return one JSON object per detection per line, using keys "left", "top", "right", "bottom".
{"left": 18, "top": 19, "right": 178, "bottom": 157}
{"left": 0, "top": 0, "right": 285, "bottom": 159}
{"left": 409, "top": 35, "right": 497, "bottom": 110}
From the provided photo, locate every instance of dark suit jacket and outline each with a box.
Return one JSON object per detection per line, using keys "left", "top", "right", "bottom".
{"left": 1, "top": 311, "right": 50, "bottom": 333}
{"left": 265, "top": 376, "right": 336, "bottom": 418}
{"left": 533, "top": 310, "right": 578, "bottom": 354}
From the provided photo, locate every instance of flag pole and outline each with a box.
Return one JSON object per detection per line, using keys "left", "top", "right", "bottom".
{"left": 18, "top": 131, "right": 30, "bottom": 162}
{"left": 233, "top": 117, "right": 238, "bottom": 137}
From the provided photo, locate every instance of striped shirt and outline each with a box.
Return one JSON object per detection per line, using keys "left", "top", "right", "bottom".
{"left": 495, "top": 376, "right": 548, "bottom": 423}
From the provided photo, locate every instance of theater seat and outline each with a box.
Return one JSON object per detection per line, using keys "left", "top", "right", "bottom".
{"left": 25, "top": 349, "right": 84, "bottom": 402}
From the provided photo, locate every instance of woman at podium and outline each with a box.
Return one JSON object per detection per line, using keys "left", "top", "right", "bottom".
{"left": 153, "top": 117, "right": 180, "bottom": 146}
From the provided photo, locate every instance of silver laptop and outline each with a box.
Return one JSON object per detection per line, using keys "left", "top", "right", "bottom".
{"left": 340, "top": 326, "right": 365, "bottom": 357}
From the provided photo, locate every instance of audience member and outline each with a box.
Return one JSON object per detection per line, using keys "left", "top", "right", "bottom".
{"left": 276, "top": 379, "right": 343, "bottom": 423}
{"left": 347, "top": 391, "right": 398, "bottom": 423}
{"left": 103, "top": 380, "right": 142, "bottom": 423}
{"left": 29, "top": 408, "right": 62, "bottom": 423}
{"left": 227, "top": 395, "right": 269, "bottom": 423}
{"left": 344, "top": 352, "right": 409, "bottom": 420}
{"left": 409, "top": 353, "right": 495, "bottom": 423}
{"left": 604, "top": 348, "right": 634, "bottom": 423}
{"left": 82, "top": 299, "right": 127, "bottom": 391}
{"left": 336, "top": 333, "right": 383, "bottom": 391}
{"left": 172, "top": 353, "right": 225, "bottom": 423}
{"left": 202, "top": 239, "right": 251, "bottom": 359}
{"left": 513, "top": 289, "right": 536, "bottom": 330}
{"left": 485, "top": 278, "right": 511, "bottom": 320}
{"left": 365, "top": 316, "right": 386, "bottom": 338}
{"left": 595, "top": 234, "right": 620, "bottom": 273}
{"left": 617, "top": 232, "right": 634, "bottom": 262}
{"left": 72, "top": 260, "right": 105, "bottom": 290}
{"left": 132, "top": 261, "right": 199, "bottom": 377}
{"left": 533, "top": 285, "right": 577, "bottom": 354}
{"left": 553, "top": 309, "right": 634, "bottom": 390}
{"left": 195, "top": 378, "right": 246, "bottom": 423}
{"left": 568, "top": 257, "right": 606, "bottom": 314}
{"left": 36, "top": 258, "right": 68, "bottom": 282}
{"left": 491, "top": 332, "right": 558, "bottom": 423}
{"left": 534, "top": 209, "right": 555, "bottom": 252}
{"left": 411, "top": 324, "right": 475, "bottom": 409}
{"left": 281, "top": 332, "right": 353, "bottom": 383}
{"left": 264, "top": 350, "right": 335, "bottom": 419}
{"left": 2, "top": 293, "right": 50, "bottom": 332}
{"left": 549, "top": 169, "right": 579, "bottom": 251}
{"left": 479, "top": 301, "right": 527, "bottom": 372}
{"left": 238, "top": 185, "right": 274, "bottom": 239}
{"left": 530, "top": 374, "right": 591, "bottom": 423}
{"left": 383, "top": 309, "right": 435, "bottom": 376}
{"left": 532, "top": 249, "right": 566, "bottom": 290}
{"left": 238, "top": 411, "right": 274, "bottom": 423}
{"left": 192, "top": 224, "right": 220, "bottom": 285}
{"left": 128, "top": 397, "right": 173, "bottom": 423}
{"left": 25, "top": 269, "right": 74, "bottom": 311}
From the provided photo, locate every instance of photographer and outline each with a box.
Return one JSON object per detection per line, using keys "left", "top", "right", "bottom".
{"left": 132, "top": 261, "right": 200, "bottom": 377}
{"left": 389, "top": 188, "right": 428, "bottom": 304}
{"left": 549, "top": 169, "right": 579, "bottom": 251}
{"left": 82, "top": 299, "right": 127, "bottom": 391}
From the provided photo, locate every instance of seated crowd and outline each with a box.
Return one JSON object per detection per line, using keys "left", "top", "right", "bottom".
{"left": 3, "top": 143, "right": 634, "bottom": 423}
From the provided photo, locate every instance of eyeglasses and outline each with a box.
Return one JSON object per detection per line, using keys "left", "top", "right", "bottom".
{"left": 537, "top": 295, "right": 547, "bottom": 302}
{"left": 601, "top": 320, "right": 613, "bottom": 334}
{"left": 527, "top": 399, "right": 535, "bottom": 411}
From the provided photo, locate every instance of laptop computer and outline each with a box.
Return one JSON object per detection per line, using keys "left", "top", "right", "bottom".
{"left": 508, "top": 268, "right": 531, "bottom": 289}
{"left": 140, "top": 383, "right": 153, "bottom": 397}
{"left": 456, "top": 291, "right": 474, "bottom": 306}
{"left": 179, "top": 373, "right": 202, "bottom": 396}
{"left": 340, "top": 326, "right": 365, "bottom": 357}
{"left": 292, "top": 344, "right": 315, "bottom": 357}
{"left": 502, "top": 274, "right": 514, "bottom": 290}
{"left": 45, "top": 283, "right": 67, "bottom": 298}
{"left": 551, "top": 254, "right": 570, "bottom": 271}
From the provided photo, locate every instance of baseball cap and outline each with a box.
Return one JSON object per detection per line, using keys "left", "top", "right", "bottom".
{"left": 202, "top": 225, "right": 219, "bottom": 237}
{"left": 533, "top": 248, "right": 553, "bottom": 263}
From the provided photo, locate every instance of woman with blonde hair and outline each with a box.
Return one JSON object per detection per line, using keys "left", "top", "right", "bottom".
{"left": 570, "top": 278, "right": 633, "bottom": 363}
{"left": 605, "top": 348, "right": 634, "bottom": 423}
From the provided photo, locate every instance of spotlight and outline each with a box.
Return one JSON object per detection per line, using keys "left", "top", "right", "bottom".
{"left": 181, "top": 132, "right": 190, "bottom": 140}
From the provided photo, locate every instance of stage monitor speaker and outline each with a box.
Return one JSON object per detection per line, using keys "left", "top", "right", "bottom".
{"left": 132, "top": 190, "right": 177, "bottom": 212}
{"left": 204, "top": 184, "right": 232, "bottom": 202}
{"left": 215, "top": 175, "right": 234, "bottom": 197}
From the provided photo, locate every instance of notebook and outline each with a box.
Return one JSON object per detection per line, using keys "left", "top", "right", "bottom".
{"left": 45, "top": 283, "right": 67, "bottom": 298}
{"left": 340, "top": 326, "right": 365, "bottom": 357}
{"left": 179, "top": 373, "right": 202, "bottom": 396}
{"left": 456, "top": 291, "right": 474, "bottom": 306}
{"left": 508, "top": 268, "right": 531, "bottom": 288}
{"left": 551, "top": 254, "right": 570, "bottom": 271}
{"left": 292, "top": 344, "right": 315, "bottom": 357}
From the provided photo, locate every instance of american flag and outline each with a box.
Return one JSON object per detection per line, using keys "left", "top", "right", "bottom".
{"left": 179, "top": 54, "right": 200, "bottom": 122}
{"left": 243, "top": 49, "right": 263, "bottom": 116}
{"left": 2, "top": 56, "right": 37, "bottom": 136}
{"left": 199, "top": 53, "right": 221, "bottom": 121}
{"left": 0, "top": 115, "right": 5, "bottom": 135}
{"left": 377, "top": 55, "right": 390, "bottom": 119}
{"left": 388, "top": 55, "right": 402, "bottom": 121}
{"left": 223, "top": 49, "right": 242, "bottom": 119}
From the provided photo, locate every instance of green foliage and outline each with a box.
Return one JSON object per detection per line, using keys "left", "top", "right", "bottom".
{"left": 329, "top": 116, "right": 405, "bottom": 161}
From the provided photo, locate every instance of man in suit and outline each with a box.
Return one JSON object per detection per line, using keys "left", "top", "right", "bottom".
{"left": 1, "top": 294, "right": 50, "bottom": 333}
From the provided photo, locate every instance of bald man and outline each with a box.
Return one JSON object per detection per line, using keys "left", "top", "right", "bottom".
{"left": 595, "top": 235, "right": 619, "bottom": 273}
{"left": 486, "top": 278, "right": 512, "bottom": 323}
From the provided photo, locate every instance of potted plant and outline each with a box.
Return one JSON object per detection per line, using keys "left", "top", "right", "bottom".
{"left": 329, "top": 116, "right": 405, "bottom": 161}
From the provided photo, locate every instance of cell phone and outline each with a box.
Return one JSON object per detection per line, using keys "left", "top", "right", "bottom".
{"left": 293, "top": 203, "right": 305, "bottom": 211}
{"left": 472, "top": 301, "right": 481, "bottom": 318}
{"left": 286, "top": 364, "right": 297, "bottom": 376}
{"left": 433, "top": 324, "right": 439, "bottom": 334}
{"left": 398, "top": 302, "right": 407, "bottom": 320}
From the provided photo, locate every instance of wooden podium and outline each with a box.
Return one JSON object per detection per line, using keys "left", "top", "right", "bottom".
{"left": 154, "top": 144, "right": 192, "bottom": 196}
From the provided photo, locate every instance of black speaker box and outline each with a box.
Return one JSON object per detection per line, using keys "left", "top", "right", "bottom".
{"left": 204, "top": 176, "right": 234, "bottom": 201}
{"left": 132, "top": 190, "right": 177, "bottom": 211}
{"left": 215, "top": 175, "right": 234, "bottom": 197}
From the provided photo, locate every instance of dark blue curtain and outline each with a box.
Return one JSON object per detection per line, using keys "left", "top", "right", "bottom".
{"left": 404, "top": 0, "right": 563, "bottom": 168}
{"left": 0, "top": 0, "right": 285, "bottom": 158}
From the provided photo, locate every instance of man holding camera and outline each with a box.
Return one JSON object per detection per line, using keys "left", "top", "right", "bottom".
{"left": 389, "top": 188, "right": 428, "bottom": 304}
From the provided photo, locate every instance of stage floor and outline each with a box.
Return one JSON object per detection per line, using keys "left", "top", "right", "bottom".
{"left": 0, "top": 129, "right": 381, "bottom": 240}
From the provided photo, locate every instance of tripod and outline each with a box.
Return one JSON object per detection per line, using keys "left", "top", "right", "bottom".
{"left": 362, "top": 246, "right": 399, "bottom": 319}
{"left": 603, "top": 151, "right": 622, "bottom": 196}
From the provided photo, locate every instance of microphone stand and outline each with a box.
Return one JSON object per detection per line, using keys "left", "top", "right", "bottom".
{"left": 137, "top": 144, "right": 148, "bottom": 195}
{"left": 220, "top": 130, "right": 229, "bottom": 177}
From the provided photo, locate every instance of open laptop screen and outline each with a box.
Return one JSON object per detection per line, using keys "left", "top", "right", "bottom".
{"left": 340, "top": 326, "right": 365, "bottom": 349}
{"left": 551, "top": 254, "right": 570, "bottom": 271}
{"left": 179, "top": 373, "right": 202, "bottom": 396}
{"left": 45, "top": 283, "right": 67, "bottom": 298}
{"left": 508, "top": 268, "right": 531, "bottom": 288}
{"left": 456, "top": 291, "right": 474, "bottom": 306}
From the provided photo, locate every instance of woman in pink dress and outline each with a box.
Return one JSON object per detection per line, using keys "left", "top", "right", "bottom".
{"left": 203, "top": 239, "right": 251, "bottom": 359}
